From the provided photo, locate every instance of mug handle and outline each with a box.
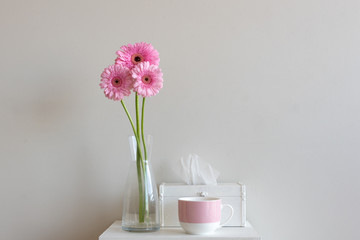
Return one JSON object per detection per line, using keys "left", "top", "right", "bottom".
{"left": 220, "top": 204, "right": 234, "bottom": 227}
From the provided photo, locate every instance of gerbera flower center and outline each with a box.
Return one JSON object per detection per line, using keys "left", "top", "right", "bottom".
{"left": 141, "top": 75, "right": 152, "bottom": 84}
{"left": 111, "top": 77, "right": 122, "bottom": 87}
{"left": 131, "top": 54, "right": 144, "bottom": 64}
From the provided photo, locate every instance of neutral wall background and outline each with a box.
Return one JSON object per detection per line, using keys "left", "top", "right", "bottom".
{"left": 1, "top": 0, "right": 359, "bottom": 240}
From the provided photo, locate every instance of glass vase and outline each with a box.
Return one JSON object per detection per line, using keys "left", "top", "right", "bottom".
{"left": 121, "top": 135, "right": 160, "bottom": 232}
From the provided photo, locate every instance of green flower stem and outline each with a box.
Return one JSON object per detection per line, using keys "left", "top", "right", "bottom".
{"left": 141, "top": 96, "right": 150, "bottom": 219}
{"left": 141, "top": 97, "right": 147, "bottom": 160}
{"left": 135, "top": 93, "right": 147, "bottom": 223}
{"left": 121, "top": 99, "right": 145, "bottom": 222}
{"left": 136, "top": 155, "right": 145, "bottom": 223}
{"left": 135, "top": 94, "right": 145, "bottom": 171}
{"left": 135, "top": 94, "right": 142, "bottom": 165}
{"left": 135, "top": 94, "right": 140, "bottom": 138}
{"left": 121, "top": 101, "right": 136, "bottom": 140}
{"left": 120, "top": 100, "right": 143, "bottom": 160}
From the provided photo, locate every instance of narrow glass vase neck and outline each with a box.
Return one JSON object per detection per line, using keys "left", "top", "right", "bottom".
{"left": 129, "top": 135, "right": 153, "bottom": 162}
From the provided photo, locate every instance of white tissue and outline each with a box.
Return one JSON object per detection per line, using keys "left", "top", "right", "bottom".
{"left": 175, "top": 154, "right": 220, "bottom": 185}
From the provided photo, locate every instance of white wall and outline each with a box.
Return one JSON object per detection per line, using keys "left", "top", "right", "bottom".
{"left": 1, "top": 0, "right": 359, "bottom": 240}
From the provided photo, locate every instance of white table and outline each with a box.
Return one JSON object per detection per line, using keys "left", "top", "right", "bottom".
{"left": 99, "top": 221, "right": 261, "bottom": 240}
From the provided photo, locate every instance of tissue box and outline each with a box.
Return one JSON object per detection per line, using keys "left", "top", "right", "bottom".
{"left": 159, "top": 182, "right": 246, "bottom": 227}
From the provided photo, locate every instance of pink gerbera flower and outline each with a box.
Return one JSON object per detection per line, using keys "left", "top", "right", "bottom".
{"left": 115, "top": 42, "right": 160, "bottom": 69}
{"left": 100, "top": 64, "right": 133, "bottom": 101}
{"left": 131, "top": 61, "right": 163, "bottom": 97}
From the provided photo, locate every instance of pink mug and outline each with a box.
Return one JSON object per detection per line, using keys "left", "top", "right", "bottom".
{"left": 178, "top": 197, "right": 234, "bottom": 235}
